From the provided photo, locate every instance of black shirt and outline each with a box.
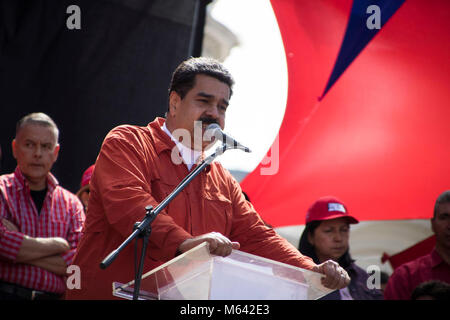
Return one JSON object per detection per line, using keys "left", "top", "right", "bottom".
{"left": 30, "top": 188, "right": 47, "bottom": 214}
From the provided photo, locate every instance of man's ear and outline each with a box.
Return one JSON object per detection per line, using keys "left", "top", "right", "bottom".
{"left": 168, "top": 91, "right": 181, "bottom": 117}
{"left": 431, "top": 217, "right": 435, "bottom": 234}
{"left": 11, "top": 139, "right": 17, "bottom": 159}
{"left": 53, "top": 144, "right": 60, "bottom": 162}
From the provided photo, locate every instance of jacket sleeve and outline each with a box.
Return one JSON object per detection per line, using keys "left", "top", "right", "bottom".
{"left": 91, "top": 127, "right": 193, "bottom": 262}
{"left": 226, "top": 175, "right": 316, "bottom": 271}
{"left": 61, "top": 196, "right": 86, "bottom": 266}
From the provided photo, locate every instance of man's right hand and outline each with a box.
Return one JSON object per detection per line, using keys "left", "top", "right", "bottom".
{"left": 178, "top": 232, "right": 240, "bottom": 257}
{"left": 16, "top": 236, "right": 70, "bottom": 263}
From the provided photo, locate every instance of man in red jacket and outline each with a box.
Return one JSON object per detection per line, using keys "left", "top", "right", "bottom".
{"left": 67, "top": 57, "right": 350, "bottom": 299}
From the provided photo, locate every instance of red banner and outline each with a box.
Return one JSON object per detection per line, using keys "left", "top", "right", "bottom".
{"left": 241, "top": 0, "right": 450, "bottom": 227}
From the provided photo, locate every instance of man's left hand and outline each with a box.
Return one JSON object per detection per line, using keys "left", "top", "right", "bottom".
{"left": 1, "top": 218, "right": 19, "bottom": 232}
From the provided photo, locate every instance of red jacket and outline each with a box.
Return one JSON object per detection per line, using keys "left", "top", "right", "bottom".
{"left": 66, "top": 118, "right": 315, "bottom": 299}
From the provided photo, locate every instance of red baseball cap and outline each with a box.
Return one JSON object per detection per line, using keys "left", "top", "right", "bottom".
{"left": 305, "top": 196, "right": 359, "bottom": 224}
{"left": 80, "top": 165, "right": 95, "bottom": 187}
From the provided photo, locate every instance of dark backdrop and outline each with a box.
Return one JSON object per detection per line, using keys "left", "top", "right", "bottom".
{"left": 0, "top": 0, "right": 210, "bottom": 192}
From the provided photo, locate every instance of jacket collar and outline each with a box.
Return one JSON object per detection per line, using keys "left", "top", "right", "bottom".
{"left": 148, "top": 117, "right": 177, "bottom": 155}
{"left": 148, "top": 117, "right": 206, "bottom": 164}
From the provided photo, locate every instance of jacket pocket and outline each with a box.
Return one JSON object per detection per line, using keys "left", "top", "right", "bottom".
{"left": 203, "top": 191, "right": 233, "bottom": 235}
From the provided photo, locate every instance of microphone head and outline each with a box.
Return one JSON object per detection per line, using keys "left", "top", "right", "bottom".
{"left": 206, "top": 123, "right": 221, "bottom": 131}
{"left": 205, "top": 123, "right": 252, "bottom": 153}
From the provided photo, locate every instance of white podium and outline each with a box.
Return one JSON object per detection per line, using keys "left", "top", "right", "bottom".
{"left": 112, "top": 243, "right": 333, "bottom": 300}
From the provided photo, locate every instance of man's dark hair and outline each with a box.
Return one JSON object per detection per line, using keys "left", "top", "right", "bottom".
{"left": 411, "top": 280, "right": 450, "bottom": 300}
{"left": 168, "top": 57, "right": 234, "bottom": 101}
{"left": 298, "top": 220, "right": 322, "bottom": 262}
{"left": 433, "top": 190, "right": 450, "bottom": 219}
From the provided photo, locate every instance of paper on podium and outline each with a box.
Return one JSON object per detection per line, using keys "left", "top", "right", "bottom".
{"left": 112, "top": 242, "right": 334, "bottom": 300}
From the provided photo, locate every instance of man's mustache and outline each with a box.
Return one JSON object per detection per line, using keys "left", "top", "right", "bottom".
{"left": 197, "top": 117, "right": 217, "bottom": 125}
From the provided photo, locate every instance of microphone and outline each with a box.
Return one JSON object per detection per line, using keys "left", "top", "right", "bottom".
{"left": 206, "top": 123, "right": 251, "bottom": 153}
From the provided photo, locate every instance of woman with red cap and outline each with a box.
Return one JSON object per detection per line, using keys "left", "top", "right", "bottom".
{"left": 76, "top": 165, "right": 95, "bottom": 213}
{"left": 298, "top": 196, "right": 383, "bottom": 300}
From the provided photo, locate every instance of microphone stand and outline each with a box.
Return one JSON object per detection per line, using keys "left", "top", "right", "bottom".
{"left": 99, "top": 143, "right": 244, "bottom": 300}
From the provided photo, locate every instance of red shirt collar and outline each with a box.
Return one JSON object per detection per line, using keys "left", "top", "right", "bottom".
{"left": 148, "top": 117, "right": 177, "bottom": 155}
{"left": 430, "top": 248, "right": 448, "bottom": 268}
{"left": 14, "top": 166, "right": 58, "bottom": 193}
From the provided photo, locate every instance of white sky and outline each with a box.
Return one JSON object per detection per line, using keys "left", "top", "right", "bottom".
{"left": 209, "top": 0, "right": 288, "bottom": 174}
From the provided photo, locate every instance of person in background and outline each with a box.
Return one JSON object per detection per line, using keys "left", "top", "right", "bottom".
{"left": 76, "top": 164, "right": 95, "bottom": 213}
{"left": 410, "top": 280, "right": 450, "bottom": 300}
{"left": 384, "top": 190, "right": 450, "bottom": 300}
{"left": 298, "top": 196, "right": 384, "bottom": 300}
{"left": 0, "top": 112, "right": 85, "bottom": 300}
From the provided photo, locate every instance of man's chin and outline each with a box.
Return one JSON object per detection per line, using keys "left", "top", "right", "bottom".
{"left": 22, "top": 172, "right": 47, "bottom": 185}
{"left": 23, "top": 164, "right": 49, "bottom": 174}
